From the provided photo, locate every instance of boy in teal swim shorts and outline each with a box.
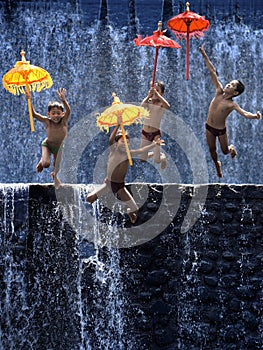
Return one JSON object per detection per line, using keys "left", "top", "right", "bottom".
{"left": 26, "top": 88, "right": 70, "bottom": 187}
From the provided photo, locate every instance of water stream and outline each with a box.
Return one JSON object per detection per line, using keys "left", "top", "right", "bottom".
{"left": 0, "top": 1, "right": 262, "bottom": 349}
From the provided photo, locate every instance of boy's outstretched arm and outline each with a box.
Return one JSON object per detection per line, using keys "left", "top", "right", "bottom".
{"left": 57, "top": 88, "right": 70, "bottom": 121}
{"left": 234, "top": 104, "right": 262, "bottom": 120}
{"left": 131, "top": 138, "right": 165, "bottom": 156}
{"left": 199, "top": 44, "right": 223, "bottom": 91}
{"left": 141, "top": 87, "right": 154, "bottom": 107}
{"left": 153, "top": 88, "right": 170, "bottom": 109}
{"left": 25, "top": 91, "right": 48, "bottom": 123}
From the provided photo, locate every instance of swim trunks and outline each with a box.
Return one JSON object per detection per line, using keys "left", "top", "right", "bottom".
{"left": 105, "top": 178, "right": 125, "bottom": 194}
{"left": 41, "top": 138, "right": 60, "bottom": 155}
{"left": 205, "top": 123, "right": 226, "bottom": 137}
{"left": 142, "top": 129, "right": 161, "bottom": 142}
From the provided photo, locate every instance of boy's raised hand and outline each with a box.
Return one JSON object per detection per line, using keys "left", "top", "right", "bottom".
{"left": 57, "top": 88, "right": 67, "bottom": 102}
{"left": 25, "top": 90, "right": 31, "bottom": 100}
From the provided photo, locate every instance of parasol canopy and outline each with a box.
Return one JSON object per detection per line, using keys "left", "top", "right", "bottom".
{"left": 2, "top": 50, "right": 53, "bottom": 132}
{"left": 167, "top": 2, "right": 210, "bottom": 80}
{"left": 97, "top": 92, "right": 150, "bottom": 166}
{"left": 134, "top": 21, "right": 180, "bottom": 86}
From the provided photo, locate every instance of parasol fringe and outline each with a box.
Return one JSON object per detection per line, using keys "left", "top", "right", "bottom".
{"left": 3, "top": 78, "right": 53, "bottom": 96}
{"left": 171, "top": 30, "right": 205, "bottom": 40}
{"left": 96, "top": 114, "right": 149, "bottom": 133}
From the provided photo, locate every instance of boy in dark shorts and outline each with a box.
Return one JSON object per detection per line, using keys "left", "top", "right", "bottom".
{"left": 140, "top": 81, "right": 170, "bottom": 169}
{"left": 200, "top": 44, "right": 261, "bottom": 178}
{"left": 87, "top": 116, "right": 164, "bottom": 224}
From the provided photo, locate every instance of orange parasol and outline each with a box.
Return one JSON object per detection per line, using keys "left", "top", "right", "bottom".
{"left": 96, "top": 92, "right": 150, "bottom": 166}
{"left": 167, "top": 2, "right": 210, "bottom": 80}
{"left": 134, "top": 21, "right": 180, "bottom": 87}
{"left": 2, "top": 50, "right": 53, "bottom": 132}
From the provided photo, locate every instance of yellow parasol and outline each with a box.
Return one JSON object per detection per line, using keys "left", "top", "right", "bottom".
{"left": 96, "top": 92, "right": 150, "bottom": 166}
{"left": 2, "top": 50, "right": 53, "bottom": 132}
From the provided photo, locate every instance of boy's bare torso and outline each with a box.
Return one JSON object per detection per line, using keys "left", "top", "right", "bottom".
{"left": 143, "top": 99, "right": 166, "bottom": 132}
{"left": 207, "top": 92, "right": 235, "bottom": 129}
{"left": 107, "top": 146, "right": 129, "bottom": 183}
{"left": 45, "top": 119, "right": 68, "bottom": 148}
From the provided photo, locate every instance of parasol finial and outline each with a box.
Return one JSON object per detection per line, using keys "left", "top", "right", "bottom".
{"left": 112, "top": 92, "right": 122, "bottom": 105}
{"left": 186, "top": 2, "right": 190, "bottom": 12}
{"left": 20, "top": 50, "right": 26, "bottom": 62}
{"left": 157, "top": 21, "right": 162, "bottom": 31}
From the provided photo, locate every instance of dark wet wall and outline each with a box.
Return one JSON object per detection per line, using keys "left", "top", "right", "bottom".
{"left": 0, "top": 183, "right": 262, "bottom": 349}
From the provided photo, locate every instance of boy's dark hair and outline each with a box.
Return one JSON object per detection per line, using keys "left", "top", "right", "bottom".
{"left": 154, "top": 80, "right": 165, "bottom": 94}
{"left": 235, "top": 80, "right": 245, "bottom": 96}
{"left": 48, "top": 101, "right": 64, "bottom": 112}
{"left": 115, "top": 129, "right": 130, "bottom": 142}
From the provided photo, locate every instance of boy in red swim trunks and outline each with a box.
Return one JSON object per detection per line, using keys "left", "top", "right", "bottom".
{"left": 140, "top": 81, "right": 170, "bottom": 169}
{"left": 86, "top": 116, "right": 164, "bottom": 224}
{"left": 200, "top": 44, "right": 261, "bottom": 178}
{"left": 26, "top": 88, "right": 70, "bottom": 188}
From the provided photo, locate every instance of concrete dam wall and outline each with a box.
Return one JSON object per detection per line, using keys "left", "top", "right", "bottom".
{"left": 0, "top": 183, "right": 262, "bottom": 349}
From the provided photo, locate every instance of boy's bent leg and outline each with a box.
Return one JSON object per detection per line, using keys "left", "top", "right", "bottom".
{"left": 140, "top": 137, "right": 151, "bottom": 162}
{"left": 218, "top": 134, "right": 237, "bottom": 159}
{"left": 160, "top": 152, "right": 167, "bottom": 170}
{"left": 118, "top": 188, "right": 138, "bottom": 224}
{"left": 86, "top": 183, "right": 109, "bottom": 204}
{"left": 37, "top": 146, "right": 51, "bottom": 173}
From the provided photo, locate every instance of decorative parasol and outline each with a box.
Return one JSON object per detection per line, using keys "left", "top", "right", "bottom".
{"left": 167, "top": 2, "right": 210, "bottom": 80}
{"left": 96, "top": 92, "right": 150, "bottom": 166}
{"left": 2, "top": 50, "right": 53, "bottom": 132}
{"left": 134, "top": 21, "right": 180, "bottom": 87}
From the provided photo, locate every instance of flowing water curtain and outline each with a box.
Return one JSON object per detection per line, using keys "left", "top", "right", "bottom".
{"left": 0, "top": 185, "right": 30, "bottom": 349}
{"left": 0, "top": 4, "right": 262, "bottom": 184}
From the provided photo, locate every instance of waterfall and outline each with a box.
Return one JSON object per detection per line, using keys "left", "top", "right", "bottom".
{"left": 0, "top": 1, "right": 263, "bottom": 349}
{"left": 0, "top": 1, "right": 262, "bottom": 184}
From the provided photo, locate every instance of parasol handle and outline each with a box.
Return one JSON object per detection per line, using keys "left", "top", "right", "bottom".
{"left": 151, "top": 47, "right": 159, "bottom": 87}
{"left": 120, "top": 123, "right": 133, "bottom": 166}
{"left": 186, "top": 23, "right": 190, "bottom": 80}
{"left": 26, "top": 85, "right": 35, "bottom": 132}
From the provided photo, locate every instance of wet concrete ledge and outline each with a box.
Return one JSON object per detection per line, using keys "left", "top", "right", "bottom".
{"left": 0, "top": 183, "right": 262, "bottom": 349}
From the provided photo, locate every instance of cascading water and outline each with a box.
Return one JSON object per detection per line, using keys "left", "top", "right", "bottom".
{"left": 0, "top": 1, "right": 263, "bottom": 349}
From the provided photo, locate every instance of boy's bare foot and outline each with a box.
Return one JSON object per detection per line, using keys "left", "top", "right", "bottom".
{"left": 36, "top": 162, "right": 43, "bottom": 173}
{"left": 229, "top": 144, "right": 237, "bottom": 159}
{"left": 215, "top": 161, "right": 223, "bottom": 178}
{"left": 160, "top": 154, "right": 167, "bottom": 170}
{"left": 127, "top": 209, "right": 138, "bottom": 224}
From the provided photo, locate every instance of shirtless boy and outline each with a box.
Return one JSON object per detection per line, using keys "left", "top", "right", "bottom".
{"left": 26, "top": 88, "right": 70, "bottom": 187}
{"left": 200, "top": 44, "right": 261, "bottom": 178}
{"left": 87, "top": 116, "right": 164, "bottom": 224}
{"left": 140, "top": 81, "right": 170, "bottom": 169}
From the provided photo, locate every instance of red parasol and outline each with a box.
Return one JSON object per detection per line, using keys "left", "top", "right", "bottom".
{"left": 134, "top": 21, "right": 180, "bottom": 87}
{"left": 167, "top": 1, "right": 210, "bottom": 80}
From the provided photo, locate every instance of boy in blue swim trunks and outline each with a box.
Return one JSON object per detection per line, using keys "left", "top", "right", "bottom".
{"left": 26, "top": 88, "right": 70, "bottom": 187}
{"left": 200, "top": 44, "right": 261, "bottom": 178}
{"left": 140, "top": 81, "right": 170, "bottom": 169}
{"left": 87, "top": 116, "right": 164, "bottom": 224}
